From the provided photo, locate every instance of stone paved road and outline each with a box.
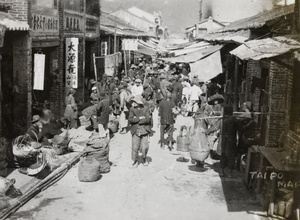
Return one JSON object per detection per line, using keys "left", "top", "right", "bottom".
{"left": 7, "top": 109, "right": 268, "bottom": 220}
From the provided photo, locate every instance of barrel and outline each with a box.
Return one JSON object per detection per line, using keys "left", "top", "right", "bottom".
{"left": 176, "top": 136, "right": 190, "bottom": 152}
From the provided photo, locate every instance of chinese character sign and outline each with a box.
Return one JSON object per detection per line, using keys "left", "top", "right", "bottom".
{"left": 66, "top": 38, "right": 79, "bottom": 88}
{"left": 122, "top": 39, "right": 138, "bottom": 51}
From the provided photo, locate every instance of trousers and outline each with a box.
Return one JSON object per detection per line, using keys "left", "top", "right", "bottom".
{"left": 132, "top": 134, "right": 149, "bottom": 162}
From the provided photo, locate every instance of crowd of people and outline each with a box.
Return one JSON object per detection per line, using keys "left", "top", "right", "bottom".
{"left": 17, "top": 57, "right": 258, "bottom": 177}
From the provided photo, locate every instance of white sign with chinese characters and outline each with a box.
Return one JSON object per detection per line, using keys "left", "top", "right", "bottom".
{"left": 66, "top": 38, "right": 79, "bottom": 88}
{"left": 122, "top": 39, "right": 138, "bottom": 51}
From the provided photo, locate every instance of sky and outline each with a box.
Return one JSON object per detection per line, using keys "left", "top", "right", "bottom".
{"left": 101, "top": 0, "right": 286, "bottom": 34}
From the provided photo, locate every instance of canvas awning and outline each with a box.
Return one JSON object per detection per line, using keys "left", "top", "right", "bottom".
{"left": 189, "top": 51, "right": 223, "bottom": 82}
{"left": 0, "top": 11, "right": 29, "bottom": 47}
{"left": 196, "top": 30, "right": 251, "bottom": 44}
{"left": 230, "top": 36, "right": 300, "bottom": 60}
{"left": 158, "top": 44, "right": 223, "bottom": 63}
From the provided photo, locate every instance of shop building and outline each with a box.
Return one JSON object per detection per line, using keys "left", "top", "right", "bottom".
{"left": 0, "top": 0, "right": 100, "bottom": 139}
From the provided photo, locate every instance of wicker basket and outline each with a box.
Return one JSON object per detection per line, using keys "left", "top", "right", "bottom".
{"left": 78, "top": 156, "right": 101, "bottom": 182}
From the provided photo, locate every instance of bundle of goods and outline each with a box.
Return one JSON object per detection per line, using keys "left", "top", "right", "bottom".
{"left": 78, "top": 156, "right": 101, "bottom": 182}
{"left": 85, "top": 133, "right": 111, "bottom": 173}
{"left": 78, "top": 133, "right": 111, "bottom": 182}
{"left": 189, "top": 117, "right": 210, "bottom": 162}
{"left": 107, "top": 115, "right": 119, "bottom": 133}
{"left": 78, "top": 116, "right": 91, "bottom": 128}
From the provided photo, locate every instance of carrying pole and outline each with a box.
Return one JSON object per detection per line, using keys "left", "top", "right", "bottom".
{"left": 93, "top": 53, "right": 97, "bottom": 81}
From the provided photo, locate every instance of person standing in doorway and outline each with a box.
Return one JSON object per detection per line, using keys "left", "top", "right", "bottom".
{"left": 64, "top": 88, "right": 78, "bottom": 129}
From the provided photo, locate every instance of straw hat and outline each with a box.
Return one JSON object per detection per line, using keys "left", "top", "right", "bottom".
{"left": 31, "top": 115, "right": 40, "bottom": 123}
{"left": 131, "top": 95, "right": 144, "bottom": 105}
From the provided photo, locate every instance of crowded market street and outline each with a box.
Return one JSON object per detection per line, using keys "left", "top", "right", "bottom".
{"left": 6, "top": 110, "right": 265, "bottom": 220}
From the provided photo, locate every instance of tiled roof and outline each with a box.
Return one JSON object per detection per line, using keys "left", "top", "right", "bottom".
{"left": 216, "top": 4, "right": 294, "bottom": 32}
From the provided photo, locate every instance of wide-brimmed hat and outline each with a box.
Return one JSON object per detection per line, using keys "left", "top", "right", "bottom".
{"left": 31, "top": 115, "right": 40, "bottom": 123}
{"left": 91, "top": 86, "right": 97, "bottom": 91}
{"left": 159, "top": 74, "right": 166, "bottom": 79}
{"left": 135, "top": 78, "right": 142, "bottom": 83}
{"left": 130, "top": 64, "right": 137, "bottom": 69}
{"left": 131, "top": 95, "right": 144, "bottom": 105}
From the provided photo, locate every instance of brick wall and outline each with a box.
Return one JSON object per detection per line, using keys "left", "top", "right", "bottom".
{"left": 6, "top": 0, "right": 29, "bottom": 22}
{"left": 246, "top": 60, "right": 261, "bottom": 111}
{"left": 265, "top": 55, "right": 293, "bottom": 146}
{"left": 12, "top": 32, "right": 32, "bottom": 134}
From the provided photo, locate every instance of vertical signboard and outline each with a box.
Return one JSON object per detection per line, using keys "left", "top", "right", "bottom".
{"left": 33, "top": 53, "right": 45, "bottom": 90}
{"left": 66, "top": 38, "right": 78, "bottom": 88}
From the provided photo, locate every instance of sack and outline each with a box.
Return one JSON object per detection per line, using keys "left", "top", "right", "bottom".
{"left": 78, "top": 156, "right": 101, "bottom": 182}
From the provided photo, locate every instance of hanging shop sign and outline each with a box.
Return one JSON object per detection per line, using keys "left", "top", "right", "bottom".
{"left": 33, "top": 53, "right": 45, "bottom": 90}
{"left": 122, "top": 39, "right": 138, "bottom": 51}
{"left": 101, "top": 42, "right": 107, "bottom": 56}
{"left": 66, "top": 38, "right": 79, "bottom": 88}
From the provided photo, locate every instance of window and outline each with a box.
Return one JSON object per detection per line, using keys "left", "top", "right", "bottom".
{"left": 65, "top": 0, "right": 81, "bottom": 12}
{"left": 32, "top": 0, "right": 58, "bottom": 9}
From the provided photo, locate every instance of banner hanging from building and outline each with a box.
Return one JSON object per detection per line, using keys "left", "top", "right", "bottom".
{"left": 122, "top": 39, "right": 138, "bottom": 51}
{"left": 33, "top": 53, "right": 45, "bottom": 90}
{"left": 66, "top": 38, "right": 79, "bottom": 88}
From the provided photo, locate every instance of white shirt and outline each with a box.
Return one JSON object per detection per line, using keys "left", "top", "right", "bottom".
{"left": 190, "top": 85, "right": 202, "bottom": 101}
{"left": 131, "top": 84, "right": 143, "bottom": 97}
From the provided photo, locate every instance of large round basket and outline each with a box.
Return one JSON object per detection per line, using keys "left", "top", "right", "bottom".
{"left": 189, "top": 149, "right": 209, "bottom": 162}
{"left": 176, "top": 136, "right": 190, "bottom": 152}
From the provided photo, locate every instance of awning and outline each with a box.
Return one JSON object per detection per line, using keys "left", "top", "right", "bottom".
{"left": 169, "top": 41, "right": 211, "bottom": 56}
{"left": 0, "top": 11, "right": 29, "bottom": 47}
{"left": 137, "top": 43, "right": 157, "bottom": 56}
{"left": 158, "top": 44, "right": 223, "bottom": 63}
{"left": 189, "top": 51, "right": 223, "bottom": 82}
{"left": 196, "top": 30, "right": 251, "bottom": 44}
{"left": 230, "top": 36, "right": 300, "bottom": 60}
{"left": 100, "top": 25, "right": 152, "bottom": 37}
{"left": 0, "top": 11, "right": 29, "bottom": 31}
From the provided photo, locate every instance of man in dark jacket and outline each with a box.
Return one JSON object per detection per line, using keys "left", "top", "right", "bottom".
{"left": 158, "top": 92, "right": 176, "bottom": 150}
{"left": 170, "top": 75, "right": 183, "bottom": 107}
{"left": 96, "top": 91, "right": 110, "bottom": 131}
{"left": 128, "top": 95, "right": 151, "bottom": 168}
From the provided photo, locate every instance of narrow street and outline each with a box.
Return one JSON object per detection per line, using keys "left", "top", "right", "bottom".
{"left": 7, "top": 110, "right": 265, "bottom": 220}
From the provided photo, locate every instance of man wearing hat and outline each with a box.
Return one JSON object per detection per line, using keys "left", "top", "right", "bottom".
{"left": 90, "top": 86, "right": 99, "bottom": 105}
{"left": 128, "top": 95, "right": 151, "bottom": 167}
{"left": 131, "top": 78, "right": 144, "bottom": 97}
{"left": 26, "top": 115, "right": 50, "bottom": 145}
{"left": 128, "top": 64, "right": 137, "bottom": 80}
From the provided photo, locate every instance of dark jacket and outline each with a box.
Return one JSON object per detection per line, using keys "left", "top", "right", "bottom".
{"left": 128, "top": 105, "right": 151, "bottom": 135}
{"left": 96, "top": 98, "right": 110, "bottom": 126}
{"left": 159, "top": 99, "right": 175, "bottom": 125}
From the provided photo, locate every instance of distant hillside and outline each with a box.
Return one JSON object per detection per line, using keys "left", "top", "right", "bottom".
{"left": 101, "top": 0, "right": 200, "bottom": 34}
